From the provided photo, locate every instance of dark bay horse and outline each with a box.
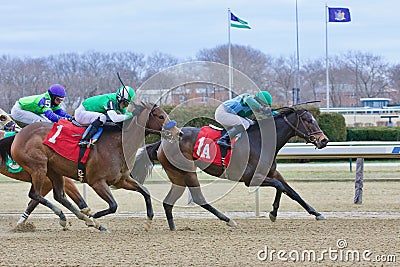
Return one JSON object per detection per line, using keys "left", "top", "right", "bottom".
{"left": 0, "top": 103, "right": 181, "bottom": 232}
{"left": 132, "top": 107, "right": 329, "bottom": 230}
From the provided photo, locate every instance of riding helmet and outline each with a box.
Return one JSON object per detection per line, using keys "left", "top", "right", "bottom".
{"left": 48, "top": 84, "right": 66, "bottom": 97}
{"left": 116, "top": 86, "right": 135, "bottom": 104}
{"left": 256, "top": 91, "right": 273, "bottom": 106}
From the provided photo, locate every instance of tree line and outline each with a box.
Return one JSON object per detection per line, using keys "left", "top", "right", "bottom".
{"left": 0, "top": 45, "right": 399, "bottom": 113}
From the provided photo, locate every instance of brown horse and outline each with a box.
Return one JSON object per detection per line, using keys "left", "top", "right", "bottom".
{"left": 0, "top": 102, "right": 181, "bottom": 232}
{"left": 0, "top": 109, "right": 91, "bottom": 225}
{"left": 0, "top": 130, "right": 91, "bottom": 225}
{"left": 132, "top": 107, "right": 329, "bottom": 230}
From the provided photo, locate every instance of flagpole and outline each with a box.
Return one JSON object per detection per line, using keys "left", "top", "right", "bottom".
{"left": 228, "top": 8, "right": 233, "bottom": 99}
{"left": 325, "top": 3, "right": 330, "bottom": 111}
{"left": 295, "top": 0, "right": 300, "bottom": 105}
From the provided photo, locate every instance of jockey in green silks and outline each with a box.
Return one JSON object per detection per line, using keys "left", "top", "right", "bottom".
{"left": 215, "top": 91, "right": 276, "bottom": 149}
{"left": 11, "top": 84, "right": 72, "bottom": 124}
{"left": 74, "top": 86, "right": 135, "bottom": 147}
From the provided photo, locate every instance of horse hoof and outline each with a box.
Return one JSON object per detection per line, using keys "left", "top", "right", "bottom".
{"left": 99, "top": 226, "right": 110, "bottom": 233}
{"left": 226, "top": 219, "right": 237, "bottom": 227}
{"left": 59, "top": 219, "right": 67, "bottom": 228}
{"left": 144, "top": 218, "right": 152, "bottom": 232}
{"left": 269, "top": 212, "right": 277, "bottom": 222}
{"left": 16, "top": 218, "right": 27, "bottom": 226}
{"left": 316, "top": 214, "right": 326, "bottom": 220}
{"left": 81, "top": 207, "right": 93, "bottom": 217}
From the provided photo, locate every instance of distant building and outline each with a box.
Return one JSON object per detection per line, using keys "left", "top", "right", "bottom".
{"left": 139, "top": 83, "right": 229, "bottom": 106}
{"left": 360, "top": 98, "right": 390, "bottom": 108}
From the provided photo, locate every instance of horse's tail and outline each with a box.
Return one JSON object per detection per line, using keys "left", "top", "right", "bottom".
{"left": 0, "top": 135, "right": 15, "bottom": 165}
{"left": 131, "top": 140, "right": 162, "bottom": 184}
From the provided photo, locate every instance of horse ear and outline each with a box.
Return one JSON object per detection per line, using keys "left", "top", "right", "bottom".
{"left": 141, "top": 101, "right": 152, "bottom": 109}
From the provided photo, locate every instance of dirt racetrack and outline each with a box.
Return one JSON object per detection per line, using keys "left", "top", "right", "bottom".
{"left": 0, "top": 216, "right": 399, "bottom": 266}
{"left": 0, "top": 169, "right": 399, "bottom": 266}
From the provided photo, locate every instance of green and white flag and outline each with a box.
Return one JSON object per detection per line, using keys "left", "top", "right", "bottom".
{"left": 230, "top": 12, "right": 251, "bottom": 29}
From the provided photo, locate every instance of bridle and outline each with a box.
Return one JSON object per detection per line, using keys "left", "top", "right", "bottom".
{"left": 141, "top": 104, "right": 180, "bottom": 142}
{"left": 283, "top": 109, "right": 322, "bottom": 144}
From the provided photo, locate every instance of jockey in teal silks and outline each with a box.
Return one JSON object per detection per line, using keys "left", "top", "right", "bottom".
{"left": 74, "top": 86, "right": 135, "bottom": 147}
{"left": 11, "top": 84, "right": 72, "bottom": 124}
{"left": 215, "top": 91, "right": 276, "bottom": 149}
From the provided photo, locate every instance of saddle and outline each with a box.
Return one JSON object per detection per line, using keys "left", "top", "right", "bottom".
{"left": 192, "top": 125, "right": 237, "bottom": 167}
{"left": 43, "top": 120, "right": 92, "bottom": 182}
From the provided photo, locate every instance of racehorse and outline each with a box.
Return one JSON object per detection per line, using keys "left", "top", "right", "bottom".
{"left": 0, "top": 102, "right": 181, "bottom": 232}
{"left": 0, "top": 129, "right": 92, "bottom": 225}
{"left": 0, "top": 109, "right": 91, "bottom": 226}
{"left": 131, "top": 107, "right": 329, "bottom": 230}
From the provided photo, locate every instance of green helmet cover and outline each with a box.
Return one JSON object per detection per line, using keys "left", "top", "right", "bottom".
{"left": 256, "top": 91, "right": 273, "bottom": 106}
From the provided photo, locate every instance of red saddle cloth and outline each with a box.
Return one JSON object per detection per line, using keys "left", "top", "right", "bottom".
{"left": 43, "top": 120, "right": 90, "bottom": 163}
{"left": 192, "top": 126, "right": 234, "bottom": 167}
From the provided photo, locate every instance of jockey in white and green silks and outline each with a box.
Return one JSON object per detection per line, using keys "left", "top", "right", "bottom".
{"left": 215, "top": 91, "right": 276, "bottom": 149}
{"left": 74, "top": 86, "right": 135, "bottom": 147}
{"left": 10, "top": 84, "right": 72, "bottom": 124}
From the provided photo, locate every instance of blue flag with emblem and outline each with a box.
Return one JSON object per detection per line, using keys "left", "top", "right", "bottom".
{"left": 328, "top": 7, "right": 351, "bottom": 22}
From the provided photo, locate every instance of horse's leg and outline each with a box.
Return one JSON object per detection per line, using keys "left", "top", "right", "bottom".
{"left": 118, "top": 177, "right": 154, "bottom": 231}
{"left": 17, "top": 177, "right": 91, "bottom": 225}
{"left": 63, "top": 177, "right": 92, "bottom": 216}
{"left": 185, "top": 173, "right": 237, "bottom": 228}
{"left": 17, "top": 180, "right": 52, "bottom": 225}
{"left": 269, "top": 189, "right": 282, "bottom": 222}
{"left": 49, "top": 172, "right": 107, "bottom": 232}
{"left": 28, "top": 173, "right": 68, "bottom": 229}
{"left": 163, "top": 183, "right": 186, "bottom": 231}
{"left": 257, "top": 177, "right": 286, "bottom": 222}
{"left": 271, "top": 170, "right": 325, "bottom": 220}
{"left": 90, "top": 180, "right": 118, "bottom": 219}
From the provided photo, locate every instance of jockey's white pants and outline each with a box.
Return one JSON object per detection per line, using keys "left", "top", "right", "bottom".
{"left": 10, "top": 101, "right": 51, "bottom": 124}
{"left": 74, "top": 103, "right": 107, "bottom": 125}
{"left": 214, "top": 104, "right": 253, "bottom": 130}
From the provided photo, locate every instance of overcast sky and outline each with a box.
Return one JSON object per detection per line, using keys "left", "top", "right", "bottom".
{"left": 1, "top": 0, "right": 399, "bottom": 64}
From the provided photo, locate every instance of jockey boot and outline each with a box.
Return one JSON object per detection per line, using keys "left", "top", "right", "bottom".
{"left": 217, "top": 125, "right": 245, "bottom": 149}
{"left": 78, "top": 118, "right": 102, "bottom": 147}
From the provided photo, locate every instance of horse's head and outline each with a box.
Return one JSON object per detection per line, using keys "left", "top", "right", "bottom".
{"left": 281, "top": 108, "right": 329, "bottom": 149}
{"left": 142, "top": 102, "right": 182, "bottom": 142}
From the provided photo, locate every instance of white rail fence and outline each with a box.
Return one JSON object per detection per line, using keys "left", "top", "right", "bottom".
{"left": 252, "top": 141, "right": 400, "bottom": 216}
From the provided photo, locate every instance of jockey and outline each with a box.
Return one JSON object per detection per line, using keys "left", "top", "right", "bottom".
{"left": 215, "top": 91, "right": 275, "bottom": 149}
{"left": 74, "top": 85, "right": 135, "bottom": 147}
{"left": 10, "top": 84, "right": 72, "bottom": 124}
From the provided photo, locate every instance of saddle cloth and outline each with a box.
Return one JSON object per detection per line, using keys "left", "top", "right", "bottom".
{"left": 192, "top": 126, "right": 235, "bottom": 167}
{"left": 43, "top": 120, "right": 90, "bottom": 163}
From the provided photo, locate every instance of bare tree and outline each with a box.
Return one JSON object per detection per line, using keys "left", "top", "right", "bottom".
{"left": 301, "top": 58, "right": 325, "bottom": 101}
{"left": 196, "top": 44, "right": 274, "bottom": 94}
{"left": 342, "top": 51, "right": 389, "bottom": 98}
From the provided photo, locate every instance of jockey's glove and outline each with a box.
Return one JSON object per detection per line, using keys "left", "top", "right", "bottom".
{"left": 125, "top": 112, "right": 133, "bottom": 120}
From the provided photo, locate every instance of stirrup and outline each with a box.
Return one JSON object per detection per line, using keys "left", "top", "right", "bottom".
{"left": 78, "top": 140, "right": 90, "bottom": 147}
{"left": 217, "top": 139, "right": 232, "bottom": 149}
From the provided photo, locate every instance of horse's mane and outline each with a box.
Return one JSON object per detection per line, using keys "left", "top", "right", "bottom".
{"left": 103, "top": 103, "right": 151, "bottom": 132}
{"left": 273, "top": 107, "right": 308, "bottom": 119}
{"left": 247, "top": 107, "right": 307, "bottom": 132}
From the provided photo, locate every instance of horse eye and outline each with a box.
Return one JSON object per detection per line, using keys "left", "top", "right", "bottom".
{"left": 158, "top": 115, "right": 165, "bottom": 120}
